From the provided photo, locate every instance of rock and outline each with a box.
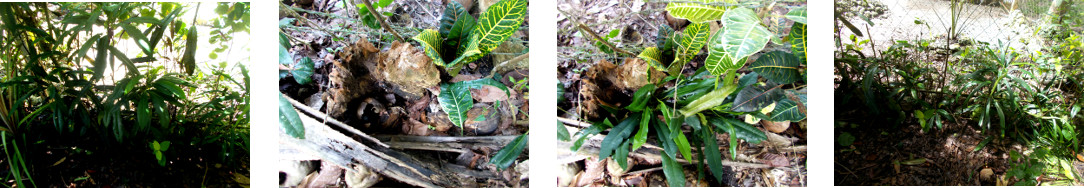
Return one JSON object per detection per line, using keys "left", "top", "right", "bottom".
{"left": 762, "top": 120, "right": 790, "bottom": 133}
{"left": 463, "top": 103, "right": 501, "bottom": 135}
{"left": 377, "top": 41, "right": 441, "bottom": 100}
{"left": 980, "top": 168, "right": 994, "bottom": 181}
{"left": 515, "top": 159, "right": 529, "bottom": 180}
{"left": 345, "top": 164, "right": 381, "bottom": 188}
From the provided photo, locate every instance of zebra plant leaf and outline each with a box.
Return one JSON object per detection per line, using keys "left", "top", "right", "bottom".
{"left": 638, "top": 47, "right": 667, "bottom": 72}
{"left": 438, "top": 82, "right": 474, "bottom": 130}
{"left": 719, "top": 7, "right": 771, "bottom": 63}
{"left": 665, "top": 0, "right": 735, "bottom": 23}
{"left": 750, "top": 51, "right": 800, "bottom": 84}
{"left": 674, "top": 22, "right": 710, "bottom": 65}
{"left": 704, "top": 30, "right": 745, "bottom": 75}
{"left": 412, "top": 29, "right": 446, "bottom": 66}
{"left": 790, "top": 23, "right": 807, "bottom": 64}
{"left": 448, "top": 34, "right": 483, "bottom": 76}
{"left": 469, "top": 0, "right": 526, "bottom": 55}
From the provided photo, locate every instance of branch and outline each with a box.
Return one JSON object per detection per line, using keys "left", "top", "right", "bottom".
{"left": 557, "top": 116, "right": 592, "bottom": 128}
{"left": 358, "top": 0, "right": 404, "bottom": 41}
{"left": 577, "top": 23, "right": 637, "bottom": 56}
{"left": 488, "top": 52, "right": 529, "bottom": 78}
{"left": 282, "top": 93, "right": 389, "bottom": 148}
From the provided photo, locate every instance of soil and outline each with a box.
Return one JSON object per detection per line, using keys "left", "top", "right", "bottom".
{"left": 279, "top": 0, "right": 529, "bottom": 186}
{"left": 557, "top": 0, "right": 807, "bottom": 186}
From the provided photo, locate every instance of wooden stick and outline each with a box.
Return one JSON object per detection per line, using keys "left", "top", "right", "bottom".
{"left": 282, "top": 93, "right": 389, "bottom": 148}
{"left": 489, "top": 53, "right": 529, "bottom": 78}
{"left": 358, "top": 0, "right": 405, "bottom": 41}
{"left": 557, "top": 116, "right": 592, "bottom": 128}
{"left": 577, "top": 23, "right": 636, "bottom": 56}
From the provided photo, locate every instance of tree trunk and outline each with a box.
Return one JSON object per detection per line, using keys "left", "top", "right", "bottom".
{"left": 1046, "top": 0, "right": 1070, "bottom": 25}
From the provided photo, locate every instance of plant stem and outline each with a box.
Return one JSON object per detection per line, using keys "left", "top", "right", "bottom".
{"left": 358, "top": 0, "right": 404, "bottom": 42}
{"left": 574, "top": 22, "right": 636, "bottom": 56}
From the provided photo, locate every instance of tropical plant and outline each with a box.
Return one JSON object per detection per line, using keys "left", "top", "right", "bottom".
{"left": 412, "top": 0, "right": 527, "bottom": 76}
{"left": 570, "top": 3, "right": 807, "bottom": 186}
{"left": 0, "top": 2, "right": 250, "bottom": 185}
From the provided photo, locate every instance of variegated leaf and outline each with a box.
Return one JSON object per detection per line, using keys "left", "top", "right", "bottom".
{"left": 412, "top": 29, "right": 446, "bottom": 66}
{"left": 790, "top": 23, "right": 807, "bottom": 64}
{"left": 704, "top": 30, "right": 744, "bottom": 75}
{"left": 470, "top": 0, "right": 527, "bottom": 55}
{"left": 439, "top": 82, "right": 474, "bottom": 129}
{"left": 720, "top": 7, "right": 771, "bottom": 63}
{"left": 665, "top": 0, "right": 736, "bottom": 23}
{"left": 750, "top": 51, "right": 800, "bottom": 84}
{"left": 638, "top": 47, "right": 667, "bottom": 72}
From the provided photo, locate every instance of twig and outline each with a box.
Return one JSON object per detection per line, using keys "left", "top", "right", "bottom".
{"left": 577, "top": 23, "right": 637, "bottom": 56}
{"left": 280, "top": 2, "right": 334, "bottom": 36}
{"left": 488, "top": 53, "right": 529, "bottom": 78}
{"left": 358, "top": 0, "right": 405, "bottom": 41}
{"left": 557, "top": 116, "right": 592, "bottom": 128}
{"left": 282, "top": 93, "right": 389, "bottom": 148}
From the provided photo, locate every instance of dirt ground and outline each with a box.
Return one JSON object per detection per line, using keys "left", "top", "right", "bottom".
{"left": 557, "top": 0, "right": 807, "bottom": 186}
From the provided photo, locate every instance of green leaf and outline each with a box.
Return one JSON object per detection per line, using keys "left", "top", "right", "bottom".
{"left": 673, "top": 131, "right": 693, "bottom": 162}
{"left": 137, "top": 97, "right": 150, "bottom": 131}
{"left": 571, "top": 119, "right": 609, "bottom": 151}
{"left": 705, "top": 30, "right": 745, "bottom": 75}
{"left": 638, "top": 47, "right": 667, "bottom": 72}
{"left": 789, "top": 23, "right": 807, "bottom": 64}
{"left": 120, "top": 23, "right": 152, "bottom": 54}
{"left": 719, "top": 7, "right": 772, "bottom": 63}
{"left": 626, "top": 84, "right": 656, "bottom": 112}
{"left": 490, "top": 134, "right": 528, "bottom": 170}
{"left": 90, "top": 35, "right": 110, "bottom": 82}
{"left": 771, "top": 98, "right": 805, "bottom": 121}
{"left": 594, "top": 29, "right": 620, "bottom": 54}
{"left": 679, "top": 84, "right": 738, "bottom": 117}
{"left": 713, "top": 117, "right": 766, "bottom": 144}
{"left": 665, "top": 0, "right": 735, "bottom": 23}
{"left": 615, "top": 139, "right": 630, "bottom": 170}
{"left": 413, "top": 29, "right": 446, "bottom": 66}
{"left": 279, "top": 94, "right": 305, "bottom": 139}
{"left": 785, "top": 7, "right": 807, "bottom": 24}
{"left": 181, "top": 25, "right": 198, "bottom": 75}
{"left": 469, "top": 0, "right": 527, "bottom": 55}
{"left": 160, "top": 141, "right": 170, "bottom": 151}
{"left": 915, "top": 110, "right": 927, "bottom": 130}
{"left": 750, "top": 51, "right": 801, "bottom": 84}
{"left": 660, "top": 142, "right": 686, "bottom": 187}
{"left": 439, "top": 0, "right": 467, "bottom": 36}
{"left": 631, "top": 109, "right": 651, "bottom": 151}
{"left": 837, "top": 132, "right": 855, "bottom": 146}
{"left": 457, "top": 77, "right": 511, "bottom": 97}
{"left": 731, "top": 83, "right": 783, "bottom": 112}
{"left": 152, "top": 141, "right": 161, "bottom": 151}
{"left": 599, "top": 113, "right": 640, "bottom": 160}
{"left": 656, "top": 24, "right": 676, "bottom": 52}
{"left": 106, "top": 46, "right": 141, "bottom": 76}
{"left": 700, "top": 128, "right": 725, "bottom": 183}
{"left": 439, "top": 83, "right": 474, "bottom": 130}
{"left": 292, "top": 57, "right": 315, "bottom": 85}
{"left": 557, "top": 123, "right": 571, "bottom": 141}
